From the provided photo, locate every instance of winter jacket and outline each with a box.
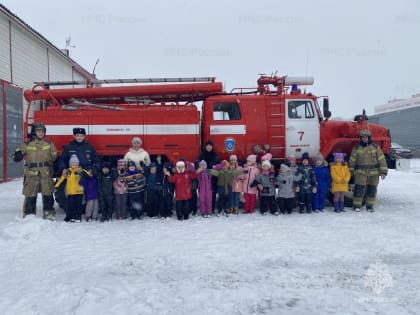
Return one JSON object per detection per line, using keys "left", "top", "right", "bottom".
{"left": 197, "top": 169, "right": 212, "bottom": 196}
{"left": 254, "top": 171, "right": 276, "bottom": 197}
{"left": 55, "top": 167, "right": 89, "bottom": 196}
{"left": 80, "top": 174, "right": 99, "bottom": 201}
{"left": 231, "top": 165, "right": 245, "bottom": 193}
{"left": 348, "top": 142, "right": 388, "bottom": 177}
{"left": 19, "top": 137, "right": 57, "bottom": 178}
{"left": 276, "top": 169, "right": 296, "bottom": 198}
{"left": 113, "top": 176, "right": 128, "bottom": 195}
{"left": 312, "top": 163, "right": 331, "bottom": 193}
{"left": 210, "top": 168, "right": 245, "bottom": 195}
{"left": 330, "top": 162, "right": 351, "bottom": 193}
{"left": 168, "top": 171, "right": 197, "bottom": 201}
{"left": 296, "top": 164, "right": 317, "bottom": 192}
{"left": 144, "top": 166, "right": 163, "bottom": 191}
{"left": 125, "top": 171, "right": 146, "bottom": 194}
{"left": 98, "top": 170, "right": 116, "bottom": 196}
{"left": 242, "top": 165, "right": 260, "bottom": 194}
{"left": 124, "top": 148, "right": 151, "bottom": 169}
{"left": 59, "top": 140, "right": 99, "bottom": 173}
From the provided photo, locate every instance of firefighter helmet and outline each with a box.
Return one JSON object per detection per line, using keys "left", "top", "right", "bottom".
{"left": 359, "top": 129, "right": 371, "bottom": 137}
{"left": 30, "top": 122, "right": 46, "bottom": 138}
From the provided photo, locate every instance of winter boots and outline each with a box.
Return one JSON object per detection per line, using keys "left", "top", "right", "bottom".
{"left": 230, "top": 207, "right": 239, "bottom": 215}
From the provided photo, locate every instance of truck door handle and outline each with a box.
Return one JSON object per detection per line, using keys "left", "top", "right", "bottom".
{"left": 286, "top": 127, "right": 295, "bottom": 131}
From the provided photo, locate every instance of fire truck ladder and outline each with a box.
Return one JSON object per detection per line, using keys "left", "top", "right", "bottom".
{"left": 267, "top": 99, "right": 286, "bottom": 159}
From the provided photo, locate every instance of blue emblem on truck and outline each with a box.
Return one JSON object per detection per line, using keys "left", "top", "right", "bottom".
{"left": 225, "top": 138, "right": 235, "bottom": 152}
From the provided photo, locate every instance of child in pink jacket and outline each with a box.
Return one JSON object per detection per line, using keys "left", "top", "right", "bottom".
{"left": 242, "top": 154, "right": 260, "bottom": 213}
{"left": 229, "top": 154, "right": 245, "bottom": 214}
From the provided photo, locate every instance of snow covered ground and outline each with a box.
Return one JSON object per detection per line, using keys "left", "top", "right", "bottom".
{"left": 1, "top": 161, "right": 420, "bottom": 315}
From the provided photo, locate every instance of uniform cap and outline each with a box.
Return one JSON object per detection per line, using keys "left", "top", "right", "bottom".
{"left": 73, "top": 127, "right": 86, "bottom": 135}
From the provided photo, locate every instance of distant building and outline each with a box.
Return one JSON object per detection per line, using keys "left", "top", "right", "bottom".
{"left": 0, "top": 4, "right": 95, "bottom": 181}
{"left": 369, "top": 94, "right": 420, "bottom": 149}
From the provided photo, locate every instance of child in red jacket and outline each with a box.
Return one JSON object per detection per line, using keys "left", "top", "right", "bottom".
{"left": 164, "top": 160, "right": 197, "bottom": 220}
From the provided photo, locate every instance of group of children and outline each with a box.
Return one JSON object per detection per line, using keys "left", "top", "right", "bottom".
{"left": 54, "top": 150, "right": 351, "bottom": 222}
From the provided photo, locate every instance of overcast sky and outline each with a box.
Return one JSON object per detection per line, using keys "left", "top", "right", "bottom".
{"left": 3, "top": 0, "right": 420, "bottom": 118}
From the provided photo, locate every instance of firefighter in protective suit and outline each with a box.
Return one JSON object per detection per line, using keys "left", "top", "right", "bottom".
{"left": 12, "top": 122, "right": 57, "bottom": 219}
{"left": 348, "top": 129, "right": 388, "bottom": 212}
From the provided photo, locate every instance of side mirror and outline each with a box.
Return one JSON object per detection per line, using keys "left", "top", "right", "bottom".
{"left": 323, "top": 98, "right": 331, "bottom": 119}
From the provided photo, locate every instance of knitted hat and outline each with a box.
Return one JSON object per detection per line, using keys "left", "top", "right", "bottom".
{"left": 131, "top": 137, "right": 142, "bottom": 145}
{"left": 313, "top": 154, "right": 324, "bottom": 162}
{"left": 204, "top": 140, "right": 213, "bottom": 146}
{"left": 287, "top": 154, "right": 296, "bottom": 161}
{"left": 101, "top": 161, "right": 112, "bottom": 169}
{"left": 247, "top": 154, "right": 257, "bottom": 163}
{"left": 280, "top": 163, "right": 290, "bottom": 171}
{"left": 117, "top": 159, "right": 126, "bottom": 168}
{"left": 127, "top": 160, "right": 136, "bottom": 168}
{"left": 69, "top": 154, "right": 79, "bottom": 166}
{"left": 301, "top": 152, "right": 310, "bottom": 161}
{"left": 176, "top": 161, "right": 185, "bottom": 168}
{"left": 229, "top": 154, "right": 238, "bottom": 161}
{"left": 186, "top": 161, "right": 196, "bottom": 172}
{"left": 262, "top": 160, "right": 271, "bottom": 168}
{"left": 199, "top": 160, "right": 207, "bottom": 168}
{"left": 261, "top": 153, "right": 272, "bottom": 161}
{"left": 149, "top": 162, "right": 157, "bottom": 169}
{"left": 163, "top": 162, "right": 173, "bottom": 172}
{"left": 333, "top": 152, "right": 345, "bottom": 161}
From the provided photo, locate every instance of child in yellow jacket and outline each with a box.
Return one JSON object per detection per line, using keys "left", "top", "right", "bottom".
{"left": 330, "top": 152, "right": 351, "bottom": 213}
{"left": 55, "top": 154, "right": 89, "bottom": 222}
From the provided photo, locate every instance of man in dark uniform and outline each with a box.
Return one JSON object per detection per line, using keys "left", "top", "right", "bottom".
{"left": 13, "top": 122, "right": 57, "bottom": 219}
{"left": 56, "top": 127, "right": 99, "bottom": 208}
{"left": 349, "top": 129, "right": 388, "bottom": 212}
{"left": 58, "top": 127, "right": 99, "bottom": 175}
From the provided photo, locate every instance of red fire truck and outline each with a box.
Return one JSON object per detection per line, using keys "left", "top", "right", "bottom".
{"left": 23, "top": 75, "right": 391, "bottom": 165}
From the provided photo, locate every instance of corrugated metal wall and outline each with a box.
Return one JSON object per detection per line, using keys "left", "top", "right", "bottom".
{"left": 369, "top": 106, "right": 420, "bottom": 149}
{"left": 0, "top": 15, "right": 10, "bottom": 80}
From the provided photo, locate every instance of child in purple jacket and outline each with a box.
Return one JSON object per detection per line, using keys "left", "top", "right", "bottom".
{"left": 80, "top": 169, "right": 99, "bottom": 221}
{"left": 196, "top": 160, "right": 212, "bottom": 218}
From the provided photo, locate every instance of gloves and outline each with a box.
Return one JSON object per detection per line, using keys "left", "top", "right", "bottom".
{"left": 12, "top": 149, "right": 23, "bottom": 162}
{"left": 243, "top": 169, "right": 249, "bottom": 174}
{"left": 380, "top": 174, "right": 386, "bottom": 180}
{"left": 250, "top": 179, "right": 259, "bottom": 188}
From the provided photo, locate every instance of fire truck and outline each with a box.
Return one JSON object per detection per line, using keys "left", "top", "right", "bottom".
{"left": 23, "top": 75, "right": 391, "bottom": 166}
